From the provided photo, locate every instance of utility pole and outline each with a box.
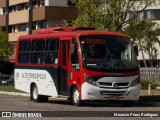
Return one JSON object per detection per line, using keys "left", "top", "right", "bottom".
{"left": 28, "top": 0, "right": 33, "bottom": 34}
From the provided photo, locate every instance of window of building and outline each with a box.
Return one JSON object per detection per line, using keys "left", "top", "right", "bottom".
{"left": 32, "top": 1, "right": 37, "bottom": 8}
{"left": 24, "top": 4, "right": 29, "bottom": 10}
{"left": 18, "top": 40, "right": 30, "bottom": 64}
{"left": 37, "top": 0, "right": 41, "bottom": 7}
{"left": 147, "top": 10, "right": 156, "bottom": 20}
{"left": 12, "top": 25, "right": 15, "bottom": 33}
{"left": 9, "top": 26, "right": 12, "bottom": 33}
{"left": 32, "top": 22, "right": 37, "bottom": 30}
{"left": 9, "top": 6, "right": 13, "bottom": 13}
{"left": 30, "top": 39, "right": 45, "bottom": 64}
{"left": 128, "top": 11, "right": 134, "bottom": 20}
{"left": 17, "top": 4, "right": 25, "bottom": 11}
{"left": 41, "top": 0, "right": 45, "bottom": 6}
{"left": 13, "top": 6, "right": 16, "bottom": 12}
{"left": 144, "top": 9, "right": 160, "bottom": 20}
{"left": 18, "top": 24, "right": 27, "bottom": 31}
{"left": 44, "top": 38, "right": 59, "bottom": 64}
{"left": 38, "top": 21, "right": 48, "bottom": 29}
{"left": 8, "top": 3, "right": 28, "bottom": 13}
{"left": 2, "top": 8, "right": 6, "bottom": 14}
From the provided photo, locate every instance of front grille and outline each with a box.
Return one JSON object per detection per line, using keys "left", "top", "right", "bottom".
{"left": 98, "top": 82, "right": 112, "bottom": 86}
{"left": 100, "top": 91, "right": 126, "bottom": 96}
{"left": 98, "top": 82, "right": 129, "bottom": 88}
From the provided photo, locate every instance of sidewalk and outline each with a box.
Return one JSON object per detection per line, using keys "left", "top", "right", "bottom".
{"left": 140, "top": 89, "right": 160, "bottom": 96}
{"left": 0, "top": 91, "right": 29, "bottom": 97}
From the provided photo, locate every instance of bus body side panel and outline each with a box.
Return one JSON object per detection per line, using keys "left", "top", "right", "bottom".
{"left": 15, "top": 66, "right": 58, "bottom": 97}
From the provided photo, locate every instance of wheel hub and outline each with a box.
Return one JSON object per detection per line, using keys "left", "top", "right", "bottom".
{"left": 73, "top": 89, "right": 79, "bottom": 103}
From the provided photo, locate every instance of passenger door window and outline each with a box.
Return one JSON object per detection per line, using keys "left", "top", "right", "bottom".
{"left": 71, "top": 38, "right": 80, "bottom": 71}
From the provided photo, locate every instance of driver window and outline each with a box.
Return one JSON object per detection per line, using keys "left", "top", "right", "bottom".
{"left": 71, "top": 38, "right": 80, "bottom": 71}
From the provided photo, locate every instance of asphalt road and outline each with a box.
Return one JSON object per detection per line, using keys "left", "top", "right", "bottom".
{"left": 0, "top": 95, "right": 160, "bottom": 120}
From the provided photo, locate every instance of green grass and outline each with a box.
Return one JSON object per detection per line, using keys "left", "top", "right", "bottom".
{"left": 0, "top": 86, "right": 24, "bottom": 93}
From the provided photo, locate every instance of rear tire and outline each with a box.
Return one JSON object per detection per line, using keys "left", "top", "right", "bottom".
{"left": 31, "top": 84, "right": 48, "bottom": 102}
{"left": 72, "top": 87, "right": 83, "bottom": 106}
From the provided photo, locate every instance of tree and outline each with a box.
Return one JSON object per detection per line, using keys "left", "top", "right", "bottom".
{"left": 142, "top": 22, "right": 160, "bottom": 67}
{"left": 71, "top": 0, "right": 159, "bottom": 31}
{"left": 71, "top": 0, "right": 160, "bottom": 67}
{"left": 124, "top": 20, "right": 160, "bottom": 67}
{"left": 0, "top": 28, "right": 14, "bottom": 61}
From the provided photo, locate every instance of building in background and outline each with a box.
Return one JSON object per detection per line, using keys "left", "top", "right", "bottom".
{"left": 136, "top": 4, "right": 160, "bottom": 67}
{"left": 0, "top": 0, "right": 77, "bottom": 74}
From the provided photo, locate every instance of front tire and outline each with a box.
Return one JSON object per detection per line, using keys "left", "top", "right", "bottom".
{"left": 31, "top": 84, "right": 48, "bottom": 102}
{"left": 72, "top": 87, "right": 83, "bottom": 106}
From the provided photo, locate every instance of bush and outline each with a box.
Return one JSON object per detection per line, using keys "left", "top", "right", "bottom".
{"left": 141, "top": 79, "right": 157, "bottom": 89}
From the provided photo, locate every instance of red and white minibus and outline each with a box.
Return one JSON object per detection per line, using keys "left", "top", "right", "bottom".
{"left": 15, "top": 27, "right": 140, "bottom": 106}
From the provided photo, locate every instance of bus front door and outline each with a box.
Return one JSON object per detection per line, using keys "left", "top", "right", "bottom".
{"left": 59, "top": 39, "right": 71, "bottom": 96}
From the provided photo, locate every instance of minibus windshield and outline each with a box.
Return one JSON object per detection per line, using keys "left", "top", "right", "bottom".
{"left": 80, "top": 35, "right": 138, "bottom": 71}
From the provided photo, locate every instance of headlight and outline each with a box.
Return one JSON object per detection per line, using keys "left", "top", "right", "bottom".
{"left": 84, "top": 74, "right": 97, "bottom": 86}
{"left": 130, "top": 76, "right": 140, "bottom": 87}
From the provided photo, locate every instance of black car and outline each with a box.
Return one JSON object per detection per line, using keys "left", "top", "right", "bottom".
{"left": 1, "top": 75, "right": 14, "bottom": 85}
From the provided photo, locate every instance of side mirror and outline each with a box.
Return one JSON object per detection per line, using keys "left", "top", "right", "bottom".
{"left": 133, "top": 44, "right": 138, "bottom": 56}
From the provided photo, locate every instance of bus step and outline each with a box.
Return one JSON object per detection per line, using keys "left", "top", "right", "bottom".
{"left": 58, "top": 95, "right": 68, "bottom": 99}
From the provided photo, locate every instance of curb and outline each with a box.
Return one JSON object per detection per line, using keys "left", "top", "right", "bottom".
{"left": 135, "top": 101, "right": 160, "bottom": 107}
{"left": 0, "top": 91, "right": 29, "bottom": 97}
{"left": 0, "top": 91, "right": 67, "bottom": 100}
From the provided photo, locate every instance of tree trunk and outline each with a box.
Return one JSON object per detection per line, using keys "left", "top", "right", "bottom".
{"left": 148, "top": 49, "right": 153, "bottom": 67}
{"left": 138, "top": 40, "right": 147, "bottom": 67}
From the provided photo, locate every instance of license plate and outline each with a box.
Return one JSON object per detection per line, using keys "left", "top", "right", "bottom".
{"left": 108, "top": 96, "right": 120, "bottom": 100}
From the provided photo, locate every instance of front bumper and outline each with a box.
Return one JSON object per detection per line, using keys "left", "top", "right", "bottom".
{"left": 81, "top": 82, "right": 141, "bottom": 100}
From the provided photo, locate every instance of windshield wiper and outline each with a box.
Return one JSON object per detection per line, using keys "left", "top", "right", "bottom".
{"left": 102, "top": 46, "right": 128, "bottom": 69}
{"left": 111, "top": 58, "right": 127, "bottom": 68}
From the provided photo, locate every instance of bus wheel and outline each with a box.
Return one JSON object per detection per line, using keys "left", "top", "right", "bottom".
{"left": 31, "top": 85, "right": 48, "bottom": 102}
{"left": 72, "top": 87, "right": 83, "bottom": 106}
{"left": 32, "top": 84, "right": 40, "bottom": 102}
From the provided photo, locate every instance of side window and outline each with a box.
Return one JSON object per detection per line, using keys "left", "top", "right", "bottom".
{"left": 18, "top": 40, "right": 30, "bottom": 64}
{"left": 71, "top": 38, "right": 79, "bottom": 70}
{"left": 44, "top": 38, "right": 59, "bottom": 64}
{"left": 30, "top": 39, "right": 44, "bottom": 64}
